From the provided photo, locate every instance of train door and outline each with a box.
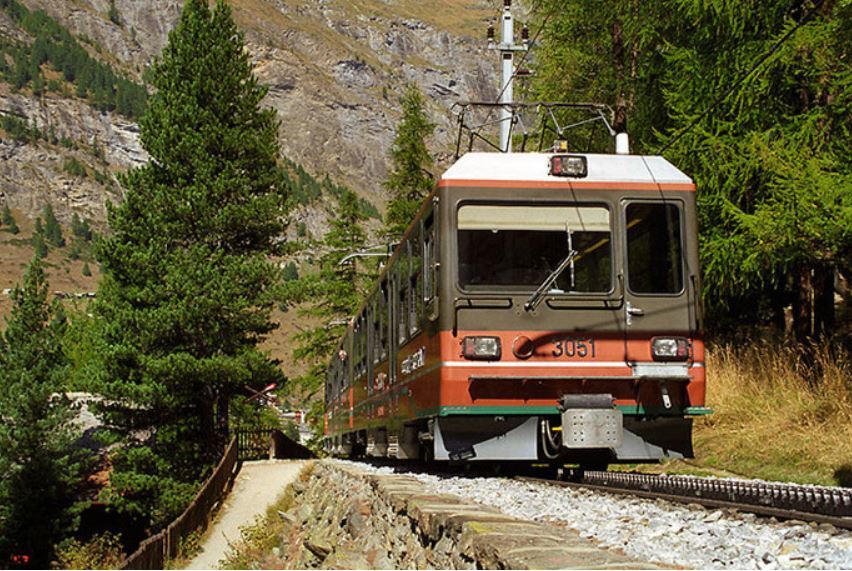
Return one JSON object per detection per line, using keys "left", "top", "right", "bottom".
{"left": 621, "top": 200, "right": 692, "bottom": 367}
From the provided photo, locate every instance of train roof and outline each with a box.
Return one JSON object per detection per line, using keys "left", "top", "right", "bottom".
{"left": 441, "top": 152, "right": 692, "bottom": 185}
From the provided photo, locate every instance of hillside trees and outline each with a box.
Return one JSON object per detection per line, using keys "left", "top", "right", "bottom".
{"left": 384, "top": 84, "right": 435, "bottom": 236}
{"left": 89, "top": 0, "right": 287, "bottom": 529}
{"left": 0, "top": 0, "right": 147, "bottom": 118}
{"left": 530, "top": 0, "right": 851, "bottom": 341}
{"left": 0, "top": 257, "right": 84, "bottom": 567}
{"left": 281, "top": 190, "right": 370, "bottom": 395}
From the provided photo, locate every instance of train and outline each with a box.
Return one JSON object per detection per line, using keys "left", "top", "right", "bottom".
{"left": 323, "top": 150, "right": 709, "bottom": 468}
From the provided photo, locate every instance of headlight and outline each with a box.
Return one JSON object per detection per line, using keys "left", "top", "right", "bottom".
{"left": 462, "top": 336, "right": 502, "bottom": 360}
{"left": 651, "top": 337, "right": 689, "bottom": 361}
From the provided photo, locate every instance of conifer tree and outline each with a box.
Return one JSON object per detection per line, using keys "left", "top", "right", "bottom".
{"left": 281, "top": 190, "right": 369, "bottom": 396}
{"left": 90, "top": 0, "right": 287, "bottom": 528}
{"left": 1, "top": 205, "right": 18, "bottom": 234}
{"left": 531, "top": 0, "right": 851, "bottom": 341}
{"left": 0, "top": 256, "right": 82, "bottom": 567}
{"left": 43, "top": 203, "right": 65, "bottom": 247}
{"left": 32, "top": 221, "right": 48, "bottom": 259}
{"left": 383, "top": 84, "right": 434, "bottom": 236}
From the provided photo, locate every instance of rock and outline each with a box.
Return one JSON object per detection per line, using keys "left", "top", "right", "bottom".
{"left": 305, "top": 533, "right": 333, "bottom": 560}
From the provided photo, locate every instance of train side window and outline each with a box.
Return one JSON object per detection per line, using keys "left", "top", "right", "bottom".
{"left": 424, "top": 215, "right": 436, "bottom": 301}
{"left": 372, "top": 297, "right": 381, "bottom": 365}
{"left": 398, "top": 242, "right": 410, "bottom": 346}
{"left": 626, "top": 203, "right": 684, "bottom": 294}
{"left": 409, "top": 225, "right": 423, "bottom": 334}
{"left": 325, "top": 369, "right": 332, "bottom": 403}
{"left": 340, "top": 340, "right": 349, "bottom": 390}
{"left": 354, "top": 316, "right": 364, "bottom": 378}
{"left": 360, "top": 315, "right": 367, "bottom": 376}
{"left": 380, "top": 281, "right": 389, "bottom": 359}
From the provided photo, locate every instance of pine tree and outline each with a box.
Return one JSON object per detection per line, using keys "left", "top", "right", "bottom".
{"left": 43, "top": 203, "right": 65, "bottom": 247}
{"left": 33, "top": 220, "right": 48, "bottom": 259}
{"left": 383, "top": 84, "right": 434, "bottom": 236}
{"left": 71, "top": 213, "right": 93, "bottom": 242}
{"left": 81, "top": 261, "right": 91, "bottom": 276}
{"left": 90, "top": 0, "right": 287, "bottom": 529}
{"left": 0, "top": 256, "right": 82, "bottom": 567}
{"left": 1, "top": 204, "right": 18, "bottom": 234}
{"left": 282, "top": 261, "right": 299, "bottom": 282}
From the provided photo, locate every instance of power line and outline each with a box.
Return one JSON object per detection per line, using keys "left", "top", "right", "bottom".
{"left": 658, "top": 0, "right": 827, "bottom": 154}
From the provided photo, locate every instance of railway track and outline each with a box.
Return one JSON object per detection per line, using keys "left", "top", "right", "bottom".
{"left": 517, "top": 470, "right": 852, "bottom": 530}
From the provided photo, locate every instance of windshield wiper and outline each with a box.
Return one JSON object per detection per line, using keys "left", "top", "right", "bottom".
{"left": 524, "top": 249, "right": 577, "bottom": 312}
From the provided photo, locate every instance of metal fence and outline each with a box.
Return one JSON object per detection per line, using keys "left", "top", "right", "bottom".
{"left": 120, "top": 436, "right": 239, "bottom": 569}
{"left": 236, "top": 427, "right": 276, "bottom": 461}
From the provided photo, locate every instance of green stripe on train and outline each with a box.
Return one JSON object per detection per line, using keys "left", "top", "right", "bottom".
{"left": 429, "top": 405, "right": 714, "bottom": 416}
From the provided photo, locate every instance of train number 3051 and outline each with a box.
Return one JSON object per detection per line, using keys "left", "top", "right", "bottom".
{"left": 551, "top": 337, "right": 597, "bottom": 358}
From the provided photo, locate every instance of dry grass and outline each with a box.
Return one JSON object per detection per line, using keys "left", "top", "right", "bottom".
{"left": 693, "top": 343, "right": 852, "bottom": 486}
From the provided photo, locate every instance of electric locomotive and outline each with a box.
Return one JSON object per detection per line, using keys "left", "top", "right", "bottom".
{"left": 323, "top": 149, "right": 709, "bottom": 467}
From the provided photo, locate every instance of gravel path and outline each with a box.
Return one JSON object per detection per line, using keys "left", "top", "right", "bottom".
{"left": 343, "top": 462, "right": 852, "bottom": 570}
{"left": 186, "top": 460, "right": 307, "bottom": 570}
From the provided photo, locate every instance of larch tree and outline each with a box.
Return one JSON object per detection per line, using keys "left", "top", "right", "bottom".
{"left": 657, "top": 0, "right": 851, "bottom": 341}
{"left": 0, "top": 256, "right": 83, "bottom": 567}
{"left": 281, "top": 189, "right": 370, "bottom": 402}
{"left": 89, "top": 0, "right": 287, "bottom": 529}
{"left": 530, "top": 0, "right": 851, "bottom": 342}
{"left": 383, "top": 83, "right": 435, "bottom": 237}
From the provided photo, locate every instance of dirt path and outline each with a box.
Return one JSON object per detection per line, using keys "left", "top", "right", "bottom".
{"left": 186, "top": 460, "right": 307, "bottom": 570}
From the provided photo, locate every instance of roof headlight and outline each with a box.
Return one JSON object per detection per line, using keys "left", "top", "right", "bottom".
{"left": 462, "top": 336, "right": 502, "bottom": 360}
{"left": 651, "top": 337, "right": 690, "bottom": 361}
{"left": 550, "top": 155, "right": 587, "bottom": 178}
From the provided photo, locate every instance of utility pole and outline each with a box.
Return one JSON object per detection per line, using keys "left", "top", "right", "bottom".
{"left": 489, "top": 0, "right": 528, "bottom": 153}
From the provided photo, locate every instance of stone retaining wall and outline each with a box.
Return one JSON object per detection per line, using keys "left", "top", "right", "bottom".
{"left": 274, "top": 461, "right": 660, "bottom": 570}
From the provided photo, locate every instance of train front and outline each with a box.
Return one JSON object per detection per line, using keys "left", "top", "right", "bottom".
{"left": 432, "top": 151, "right": 709, "bottom": 466}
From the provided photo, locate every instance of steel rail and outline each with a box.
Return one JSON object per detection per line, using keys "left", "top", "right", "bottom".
{"left": 515, "top": 472, "right": 852, "bottom": 531}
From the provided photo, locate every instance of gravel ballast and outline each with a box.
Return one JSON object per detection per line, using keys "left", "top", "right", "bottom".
{"left": 342, "top": 462, "right": 852, "bottom": 570}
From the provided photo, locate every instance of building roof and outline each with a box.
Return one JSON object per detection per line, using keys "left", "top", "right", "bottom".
{"left": 441, "top": 152, "right": 693, "bottom": 185}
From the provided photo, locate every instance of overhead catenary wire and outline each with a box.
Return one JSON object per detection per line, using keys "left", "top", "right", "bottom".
{"left": 657, "top": 0, "right": 827, "bottom": 154}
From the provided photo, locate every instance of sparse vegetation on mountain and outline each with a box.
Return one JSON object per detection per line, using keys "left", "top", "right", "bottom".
{"left": 0, "top": 256, "right": 85, "bottom": 568}
{"left": 89, "top": 0, "right": 287, "bottom": 530}
{"left": 62, "top": 157, "right": 87, "bottom": 178}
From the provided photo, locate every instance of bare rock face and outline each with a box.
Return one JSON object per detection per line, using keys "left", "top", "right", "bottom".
{"left": 0, "top": 0, "right": 499, "bottom": 224}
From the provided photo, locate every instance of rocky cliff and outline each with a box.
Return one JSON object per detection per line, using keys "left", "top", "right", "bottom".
{"left": 0, "top": 0, "right": 499, "bottom": 225}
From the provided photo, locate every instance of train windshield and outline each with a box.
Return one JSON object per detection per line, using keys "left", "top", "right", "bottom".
{"left": 457, "top": 204, "right": 612, "bottom": 292}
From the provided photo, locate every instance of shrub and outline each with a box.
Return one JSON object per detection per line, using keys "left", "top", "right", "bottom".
{"left": 55, "top": 533, "right": 125, "bottom": 570}
{"left": 63, "top": 157, "right": 86, "bottom": 178}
